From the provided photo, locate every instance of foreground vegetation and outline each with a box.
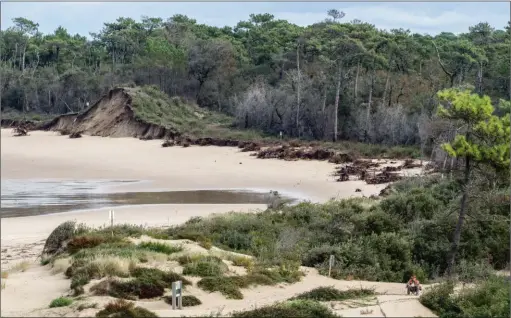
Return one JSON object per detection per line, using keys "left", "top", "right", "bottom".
{"left": 420, "top": 275, "right": 509, "bottom": 318}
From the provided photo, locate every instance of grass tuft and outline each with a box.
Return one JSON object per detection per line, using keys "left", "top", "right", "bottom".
{"left": 137, "top": 241, "right": 183, "bottom": 255}
{"left": 49, "top": 297, "right": 73, "bottom": 308}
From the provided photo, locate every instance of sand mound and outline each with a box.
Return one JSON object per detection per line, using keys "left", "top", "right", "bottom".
{"left": 40, "top": 86, "right": 202, "bottom": 139}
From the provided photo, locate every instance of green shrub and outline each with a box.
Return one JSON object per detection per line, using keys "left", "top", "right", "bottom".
{"left": 232, "top": 300, "right": 340, "bottom": 318}
{"left": 197, "top": 276, "right": 244, "bottom": 299}
{"left": 420, "top": 276, "right": 510, "bottom": 318}
{"left": 67, "top": 234, "right": 126, "bottom": 254}
{"left": 137, "top": 242, "right": 183, "bottom": 255}
{"left": 42, "top": 221, "right": 76, "bottom": 256}
{"left": 419, "top": 280, "right": 461, "bottom": 316}
{"left": 291, "top": 287, "right": 375, "bottom": 301}
{"left": 112, "top": 279, "right": 164, "bottom": 299}
{"left": 182, "top": 258, "right": 228, "bottom": 277}
{"left": 231, "top": 256, "right": 254, "bottom": 268}
{"left": 91, "top": 268, "right": 190, "bottom": 300}
{"left": 49, "top": 297, "right": 73, "bottom": 308}
{"left": 96, "top": 299, "right": 158, "bottom": 317}
{"left": 196, "top": 266, "right": 303, "bottom": 299}
{"left": 302, "top": 245, "right": 342, "bottom": 267}
{"left": 91, "top": 278, "right": 164, "bottom": 300}
{"left": 163, "top": 295, "right": 202, "bottom": 307}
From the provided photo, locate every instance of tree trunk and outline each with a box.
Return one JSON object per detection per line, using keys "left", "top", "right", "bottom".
{"left": 322, "top": 84, "right": 327, "bottom": 113}
{"left": 477, "top": 62, "right": 483, "bottom": 95}
{"left": 365, "top": 69, "right": 375, "bottom": 140}
{"left": 354, "top": 61, "right": 360, "bottom": 100}
{"left": 333, "top": 64, "right": 342, "bottom": 142}
{"left": 446, "top": 156, "right": 471, "bottom": 277}
{"left": 21, "top": 46, "right": 26, "bottom": 73}
{"left": 382, "top": 59, "right": 392, "bottom": 107}
{"left": 296, "top": 43, "right": 301, "bottom": 137}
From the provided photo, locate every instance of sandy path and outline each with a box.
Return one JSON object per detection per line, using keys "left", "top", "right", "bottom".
{"left": 146, "top": 267, "right": 437, "bottom": 317}
{"left": 1, "top": 264, "right": 70, "bottom": 317}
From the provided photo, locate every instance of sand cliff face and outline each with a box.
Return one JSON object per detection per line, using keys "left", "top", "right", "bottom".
{"left": 39, "top": 88, "right": 179, "bottom": 140}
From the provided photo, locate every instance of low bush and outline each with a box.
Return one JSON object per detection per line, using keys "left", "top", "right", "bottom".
{"left": 420, "top": 276, "right": 509, "bottom": 318}
{"left": 67, "top": 234, "right": 126, "bottom": 254}
{"left": 91, "top": 268, "right": 190, "bottom": 300}
{"left": 230, "top": 256, "right": 254, "bottom": 268}
{"left": 182, "top": 257, "right": 228, "bottom": 277}
{"left": 42, "top": 221, "right": 76, "bottom": 256}
{"left": 137, "top": 242, "right": 183, "bottom": 255}
{"left": 197, "top": 266, "right": 303, "bottom": 299}
{"left": 231, "top": 300, "right": 340, "bottom": 318}
{"left": 96, "top": 299, "right": 158, "bottom": 317}
{"left": 92, "top": 278, "right": 164, "bottom": 300}
{"left": 163, "top": 295, "right": 202, "bottom": 307}
{"left": 49, "top": 297, "right": 73, "bottom": 308}
{"left": 291, "top": 287, "right": 375, "bottom": 301}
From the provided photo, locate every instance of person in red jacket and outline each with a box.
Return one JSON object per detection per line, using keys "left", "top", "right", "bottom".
{"left": 406, "top": 275, "right": 422, "bottom": 294}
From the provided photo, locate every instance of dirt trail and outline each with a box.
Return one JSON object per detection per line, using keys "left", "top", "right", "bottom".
{"left": 146, "top": 267, "right": 437, "bottom": 317}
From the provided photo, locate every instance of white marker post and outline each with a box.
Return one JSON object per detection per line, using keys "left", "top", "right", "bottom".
{"left": 328, "top": 255, "right": 335, "bottom": 277}
{"left": 279, "top": 131, "right": 283, "bottom": 140}
{"left": 109, "top": 210, "right": 115, "bottom": 237}
{"left": 171, "top": 281, "right": 183, "bottom": 309}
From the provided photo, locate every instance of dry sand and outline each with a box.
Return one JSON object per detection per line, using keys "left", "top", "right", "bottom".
{"left": 0, "top": 129, "right": 434, "bottom": 317}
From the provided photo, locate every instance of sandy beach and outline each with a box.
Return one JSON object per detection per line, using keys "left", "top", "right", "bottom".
{"left": 0, "top": 129, "right": 434, "bottom": 317}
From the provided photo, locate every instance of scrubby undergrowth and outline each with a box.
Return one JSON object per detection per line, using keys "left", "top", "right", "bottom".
{"left": 166, "top": 175, "right": 509, "bottom": 283}
{"left": 39, "top": 174, "right": 509, "bottom": 315}
{"left": 420, "top": 275, "right": 509, "bottom": 318}
{"left": 96, "top": 299, "right": 158, "bottom": 317}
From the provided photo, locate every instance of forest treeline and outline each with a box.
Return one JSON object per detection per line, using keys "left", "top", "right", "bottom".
{"left": 1, "top": 11, "right": 510, "bottom": 146}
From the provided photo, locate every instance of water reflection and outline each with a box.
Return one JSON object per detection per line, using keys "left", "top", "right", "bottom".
{"left": 1, "top": 179, "right": 294, "bottom": 218}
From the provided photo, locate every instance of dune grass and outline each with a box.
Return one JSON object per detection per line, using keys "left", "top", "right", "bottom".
{"left": 49, "top": 297, "right": 73, "bottom": 308}
{"left": 9, "top": 261, "right": 30, "bottom": 273}
{"left": 137, "top": 241, "right": 183, "bottom": 255}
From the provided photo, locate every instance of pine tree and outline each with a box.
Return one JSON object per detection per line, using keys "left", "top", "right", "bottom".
{"left": 437, "top": 88, "right": 510, "bottom": 276}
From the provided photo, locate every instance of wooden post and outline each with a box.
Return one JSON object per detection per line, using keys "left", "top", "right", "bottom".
{"left": 109, "top": 210, "right": 115, "bottom": 237}
{"left": 328, "top": 255, "right": 335, "bottom": 277}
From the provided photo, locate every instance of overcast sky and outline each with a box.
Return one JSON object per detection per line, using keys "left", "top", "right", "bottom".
{"left": 2, "top": 2, "right": 510, "bottom": 37}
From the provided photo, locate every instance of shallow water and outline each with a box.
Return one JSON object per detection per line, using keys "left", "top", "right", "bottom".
{"left": 1, "top": 179, "right": 292, "bottom": 218}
